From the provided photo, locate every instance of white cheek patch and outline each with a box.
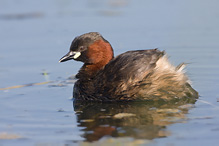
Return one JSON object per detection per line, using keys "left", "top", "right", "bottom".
{"left": 73, "top": 52, "right": 81, "bottom": 59}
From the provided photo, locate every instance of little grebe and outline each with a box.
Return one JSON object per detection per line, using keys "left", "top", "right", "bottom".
{"left": 59, "top": 32, "right": 198, "bottom": 101}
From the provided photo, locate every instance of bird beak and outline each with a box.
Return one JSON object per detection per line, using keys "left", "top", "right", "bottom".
{"left": 59, "top": 51, "right": 81, "bottom": 62}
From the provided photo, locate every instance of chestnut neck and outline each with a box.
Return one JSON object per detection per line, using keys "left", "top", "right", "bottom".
{"left": 76, "top": 39, "right": 114, "bottom": 79}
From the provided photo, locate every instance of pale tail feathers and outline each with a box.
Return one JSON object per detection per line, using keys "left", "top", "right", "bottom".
{"left": 136, "top": 55, "right": 197, "bottom": 100}
{"left": 155, "top": 55, "right": 190, "bottom": 85}
{"left": 176, "top": 63, "right": 186, "bottom": 73}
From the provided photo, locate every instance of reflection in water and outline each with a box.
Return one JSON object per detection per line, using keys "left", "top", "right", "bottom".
{"left": 73, "top": 98, "right": 197, "bottom": 142}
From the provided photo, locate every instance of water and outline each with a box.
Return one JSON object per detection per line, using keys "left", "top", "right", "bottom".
{"left": 1, "top": 0, "right": 219, "bottom": 145}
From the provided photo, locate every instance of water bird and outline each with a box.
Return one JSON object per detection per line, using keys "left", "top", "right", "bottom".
{"left": 59, "top": 32, "right": 198, "bottom": 102}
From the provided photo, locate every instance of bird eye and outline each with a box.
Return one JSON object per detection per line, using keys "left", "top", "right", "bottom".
{"left": 78, "top": 46, "right": 84, "bottom": 51}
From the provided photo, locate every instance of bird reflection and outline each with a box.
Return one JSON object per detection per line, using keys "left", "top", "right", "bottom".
{"left": 73, "top": 98, "right": 197, "bottom": 142}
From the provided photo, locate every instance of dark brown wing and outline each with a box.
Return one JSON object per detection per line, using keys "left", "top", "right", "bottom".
{"left": 94, "top": 49, "right": 164, "bottom": 100}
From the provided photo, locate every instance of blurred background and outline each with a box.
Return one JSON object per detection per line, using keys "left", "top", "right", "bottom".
{"left": 0, "top": 0, "right": 219, "bottom": 145}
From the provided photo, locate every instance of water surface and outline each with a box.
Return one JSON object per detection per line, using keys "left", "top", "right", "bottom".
{"left": 1, "top": 0, "right": 219, "bottom": 145}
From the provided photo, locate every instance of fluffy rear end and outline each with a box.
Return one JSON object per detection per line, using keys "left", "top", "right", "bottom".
{"left": 136, "top": 55, "right": 198, "bottom": 100}
{"left": 155, "top": 55, "right": 189, "bottom": 85}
